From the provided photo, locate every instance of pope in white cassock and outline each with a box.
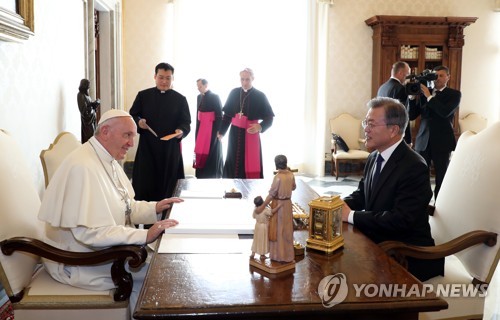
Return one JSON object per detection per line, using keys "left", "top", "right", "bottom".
{"left": 38, "top": 109, "right": 182, "bottom": 317}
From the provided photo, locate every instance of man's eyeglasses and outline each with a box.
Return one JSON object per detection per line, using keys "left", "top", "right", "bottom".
{"left": 361, "top": 119, "right": 392, "bottom": 129}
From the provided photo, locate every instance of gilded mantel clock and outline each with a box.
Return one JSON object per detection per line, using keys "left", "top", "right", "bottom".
{"left": 306, "top": 195, "right": 344, "bottom": 253}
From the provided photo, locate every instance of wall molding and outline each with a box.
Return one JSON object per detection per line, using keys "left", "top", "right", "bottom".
{"left": 0, "top": 0, "right": 34, "bottom": 42}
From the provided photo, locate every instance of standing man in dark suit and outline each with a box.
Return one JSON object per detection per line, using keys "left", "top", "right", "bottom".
{"left": 377, "top": 61, "right": 413, "bottom": 145}
{"left": 409, "top": 65, "right": 461, "bottom": 200}
{"left": 341, "top": 97, "right": 443, "bottom": 282}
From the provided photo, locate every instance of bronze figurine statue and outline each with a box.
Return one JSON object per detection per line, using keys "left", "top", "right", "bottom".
{"left": 77, "top": 79, "right": 100, "bottom": 143}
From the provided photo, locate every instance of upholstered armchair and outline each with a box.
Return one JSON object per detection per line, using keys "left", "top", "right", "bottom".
{"left": 483, "top": 263, "right": 500, "bottom": 319}
{"left": 0, "top": 129, "right": 146, "bottom": 320}
{"left": 40, "top": 131, "right": 81, "bottom": 187}
{"left": 329, "top": 113, "right": 370, "bottom": 180}
{"left": 458, "top": 112, "right": 487, "bottom": 136}
{"left": 379, "top": 122, "right": 500, "bottom": 319}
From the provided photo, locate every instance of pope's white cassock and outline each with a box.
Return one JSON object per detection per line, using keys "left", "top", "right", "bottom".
{"left": 38, "top": 136, "right": 157, "bottom": 292}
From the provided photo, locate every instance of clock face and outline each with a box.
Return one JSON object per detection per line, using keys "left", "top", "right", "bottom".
{"left": 312, "top": 208, "right": 327, "bottom": 239}
{"left": 310, "top": 207, "right": 343, "bottom": 240}
{"left": 307, "top": 197, "right": 345, "bottom": 252}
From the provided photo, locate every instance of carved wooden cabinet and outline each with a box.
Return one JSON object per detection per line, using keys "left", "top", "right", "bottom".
{"left": 365, "top": 15, "right": 477, "bottom": 139}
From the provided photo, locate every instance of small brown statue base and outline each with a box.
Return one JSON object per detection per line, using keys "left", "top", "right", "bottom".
{"left": 249, "top": 257, "right": 295, "bottom": 274}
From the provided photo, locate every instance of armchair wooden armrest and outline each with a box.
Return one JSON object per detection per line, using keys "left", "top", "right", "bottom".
{"left": 1, "top": 237, "right": 147, "bottom": 302}
{"left": 380, "top": 231, "right": 497, "bottom": 282}
{"left": 379, "top": 231, "right": 497, "bottom": 282}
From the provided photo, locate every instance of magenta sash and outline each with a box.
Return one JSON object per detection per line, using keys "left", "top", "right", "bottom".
{"left": 231, "top": 115, "right": 261, "bottom": 178}
{"left": 193, "top": 111, "right": 215, "bottom": 169}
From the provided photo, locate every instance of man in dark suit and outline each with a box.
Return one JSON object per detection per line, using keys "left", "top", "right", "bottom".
{"left": 341, "top": 97, "right": 443, "bottom": 282}
{"left": 409, "top": 65, "right": 461, "bottom": 200}
{"left": 377, "top": 61, "right": 413, "bottom": 145}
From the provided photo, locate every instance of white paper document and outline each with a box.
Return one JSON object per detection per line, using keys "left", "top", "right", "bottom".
{"left": 179, "top": 190, "right": 223, "bottom": 199}
{"left": 177, "top": 180, "right": 243, "bottom": 199}
{"left": 167, "top": 198, "right": 256, "bottom": 234}
{"left": 157, "top": 233, "right": 251, "bottom": 254}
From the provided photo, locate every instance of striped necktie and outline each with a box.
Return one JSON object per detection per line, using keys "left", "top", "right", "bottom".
{"left": 372, "top": 153, "right": 384, "bottom": 188}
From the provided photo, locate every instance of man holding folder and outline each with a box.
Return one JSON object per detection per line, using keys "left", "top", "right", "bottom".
{"left": 130, "top": 62, "right": 191, "bottom": 201}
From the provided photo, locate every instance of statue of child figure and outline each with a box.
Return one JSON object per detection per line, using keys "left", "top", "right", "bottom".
{"left": 250, "top": 196, "right": 280, "bottom": 260}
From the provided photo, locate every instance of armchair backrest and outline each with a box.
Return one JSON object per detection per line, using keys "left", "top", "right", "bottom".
{"left": 0, "top": 129, "right": 45, "bottom": 297}
{"left": 329, "top": 113, "right": 363, "bottom": 150}
{"left": 431, "top": 122, "right": 500, "bottom": 284}
{"left": 40, "top": 131, "right": 81, "bottom": 187}
{"left": 459, "top": 112, "right": 487, "bottom": 135}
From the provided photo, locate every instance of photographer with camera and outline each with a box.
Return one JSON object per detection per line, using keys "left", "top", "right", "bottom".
{"left": 377, "top": 61, "right": 413, "bottom": 145}
{"left": 408, "top": 65, "right": 461, "bottom": 200}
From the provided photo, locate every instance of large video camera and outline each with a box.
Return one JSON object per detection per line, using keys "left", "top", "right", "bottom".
{"left": 405, "top": 69, "right": 438, "bottom": 95}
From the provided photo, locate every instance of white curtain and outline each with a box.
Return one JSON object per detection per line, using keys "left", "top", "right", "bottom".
{"left": 163, "top": 0, "right": 328, "bottom": 177}
{"left": 303, "top": 0, "right": 330, "bottom": 176}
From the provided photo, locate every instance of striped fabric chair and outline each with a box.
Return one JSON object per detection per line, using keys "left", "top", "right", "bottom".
{"left": 329, "top": 113, "right": 370, "bottom": 180}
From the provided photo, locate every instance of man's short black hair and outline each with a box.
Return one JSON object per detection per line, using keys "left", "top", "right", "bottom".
{"left": 155, "top": 62, "right": 174, "bottom": 75}
{"left": 433, "top": 65, "right": 449, "bottom": 75}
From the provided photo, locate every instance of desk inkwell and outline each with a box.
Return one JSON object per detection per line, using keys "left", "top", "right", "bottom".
{"left": 224, "top": 188, "right": 242, "bottom": 199}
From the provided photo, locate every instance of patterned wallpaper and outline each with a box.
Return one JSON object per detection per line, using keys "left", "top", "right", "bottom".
{"left": 327, "top": 0, "right": 495, "bottom": 119}
{"left": 0, "top": 0, "right": 85, "bottom": 195}
{"left": 326, "top": 0, "right": 499, "bottom": 152}
{"left": 123, "top": 0, "right": 171, "bottom": 110}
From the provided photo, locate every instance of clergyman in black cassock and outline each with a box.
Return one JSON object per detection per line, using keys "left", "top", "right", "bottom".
{"left": 193, "top": 79, "right": 223, "bottom": 178}
{"left": 130, "top": 63, "right": 191, "bottom": 201}
{"left": 219, "top": 68, "right": 274, "bottom": 179}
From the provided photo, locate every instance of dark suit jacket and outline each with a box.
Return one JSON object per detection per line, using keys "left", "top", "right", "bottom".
{"left": 409, "top": 87, "right": 461, "bottom": 153}
{"left": 343, "top": 142, "right": 444, "bottom": 281}
{"left": 377, "top": 78, "right": 412, "bottom": 144}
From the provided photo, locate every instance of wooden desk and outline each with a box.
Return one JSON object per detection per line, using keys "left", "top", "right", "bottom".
{"left": 134, "top": 179, "right": 447, "bottom": 320}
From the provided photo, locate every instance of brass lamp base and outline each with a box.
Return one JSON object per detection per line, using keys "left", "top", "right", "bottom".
{"left": 306, "top": 235, "right": 344, "bottom": 254}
